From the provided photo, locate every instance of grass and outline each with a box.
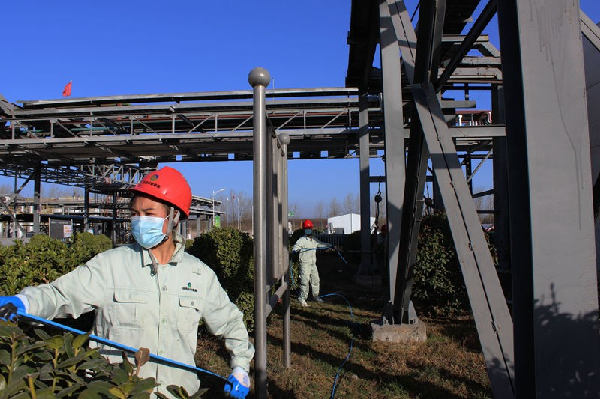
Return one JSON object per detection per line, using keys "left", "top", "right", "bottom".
{"left": 194, "top": 252, "right": 492, "bottom": 399}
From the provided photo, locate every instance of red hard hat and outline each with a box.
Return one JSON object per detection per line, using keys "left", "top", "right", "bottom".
{"left": 130, "top": 166, "right": 192, "bottom": 218}
{"left": 302, "top": 219, "right": 314, "bottom": 229}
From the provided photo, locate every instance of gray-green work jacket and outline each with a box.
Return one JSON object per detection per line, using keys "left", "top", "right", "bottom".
{"left": 20, "top": 234, "right": 254, "bottom": 396}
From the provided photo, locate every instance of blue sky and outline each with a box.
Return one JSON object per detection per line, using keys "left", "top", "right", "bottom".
{"left": 2, "top": 1, "right": 600, "bottom": 217}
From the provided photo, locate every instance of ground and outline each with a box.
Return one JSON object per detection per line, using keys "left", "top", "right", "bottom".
{"left": 194, "top": 252, "right": 492, "bottom": 399}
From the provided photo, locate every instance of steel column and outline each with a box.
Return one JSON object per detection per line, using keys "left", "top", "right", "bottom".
{"left": 249, "top": 67, "right": 270, "bottom": 399}
{"left": 395, "top": 108, "right": 429, "bottom": 324}
{"left": 491, "top": 85, "right": 511, "bottom": 280}
{"left": 497, "top": 1, "right": 600, "bottom": 397}
{"left": 412, "top": 83, "right": 515, "bottom": 398}
{"left": 358, "top": 93, "right": 372, "bottom": 275}
{"left": 378, "top": 0, "right": 407, "bottom": 308}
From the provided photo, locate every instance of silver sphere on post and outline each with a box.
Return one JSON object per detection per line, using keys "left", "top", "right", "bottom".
{"left": 248, "top": 67, "right": 271, "bottom": 88}
{"left": 278, "top": 132, "right": 290, "bottom": 145}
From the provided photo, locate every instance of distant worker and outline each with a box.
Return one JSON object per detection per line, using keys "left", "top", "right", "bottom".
{"left": 292, "top": 219, "right": 333, "bottom": 307}
{"left": 0, "top": 166, "right": 254, "bottom": 399}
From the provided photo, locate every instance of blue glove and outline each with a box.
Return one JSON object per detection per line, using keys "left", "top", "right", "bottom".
{"left": 0, "top": 296, "right": 25, "bottom": 321}
{"left": 224, "top": 367, "right": 250, "bottom": 399}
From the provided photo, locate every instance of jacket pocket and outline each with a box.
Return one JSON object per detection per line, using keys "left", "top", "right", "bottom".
{"left": 177, "top": 295, "right": 202, "bottom": 333}
{"left": 110, "top": 289, "right": 149, "bottom": 330}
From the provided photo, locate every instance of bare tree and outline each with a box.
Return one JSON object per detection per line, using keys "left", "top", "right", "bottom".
{"left": 328, "top": 197, "right": 341, "bottom": 217}
{"left": 0, "top": 184, "right": 12, "bottom": 195}
{"left": 314, "top": 200, "right": 326, "bottom": 229}
{"left": 342, "top": 192, "right": 359, "bottom": 214}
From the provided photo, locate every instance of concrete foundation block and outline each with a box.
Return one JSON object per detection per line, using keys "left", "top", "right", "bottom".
{"left": 371, "top": 320, "right": 427, "bottom": 343}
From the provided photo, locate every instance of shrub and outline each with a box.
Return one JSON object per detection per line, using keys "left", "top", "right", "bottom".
{"left": 0, "top": 320, "right": 206, "bottom": 398}
{"left": 68, "top": 232, "right": 113, "bottom": 266}
{"left": 0, "top": 233, "right": 114, "bottom": 296}
{"left": 187, "top": 228, "right": 255, "bottom": 331}
{"left": 413, "top": 213, "right": 469, "bottom": 316}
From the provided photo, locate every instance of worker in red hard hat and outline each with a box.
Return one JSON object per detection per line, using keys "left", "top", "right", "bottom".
{"left": 292, "top": 219, "right": 334, "bottom": 307}
{"left": 0, "top": 166, "right": 254, "bottom": 399}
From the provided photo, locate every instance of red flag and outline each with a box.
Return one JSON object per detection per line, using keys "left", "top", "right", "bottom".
{"left": 62, "top": 81, "right": 72, "bottom": 97}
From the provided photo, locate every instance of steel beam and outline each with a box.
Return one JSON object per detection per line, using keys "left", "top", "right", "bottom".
{"left": 378, "top": 0, "right": 407, "bottom": 308}
{"left": 413, "top": 82, "right": 515, "bottom": 398}
{"left": 358, "top": 93, "right": 372, "bottom": 275}
{"left": 434, "top": 0, "right": 498, "bottom": 92}
{"left": 497, "top": 0, "right": 600, "bottom": 397}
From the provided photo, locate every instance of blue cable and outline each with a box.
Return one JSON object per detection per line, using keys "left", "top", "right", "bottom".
{"left": 15, "top": 310, "right": 230, "bottom": 384}
{"left": 317, "top": 293, "right": 356, "bottom": 399}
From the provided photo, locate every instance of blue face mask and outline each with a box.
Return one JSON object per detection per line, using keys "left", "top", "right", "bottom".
{"left": 131, "top": 216, "right": 167, "bottom": 249}
{"left": 305, "top": 229, "right": 312, "bottom": 235}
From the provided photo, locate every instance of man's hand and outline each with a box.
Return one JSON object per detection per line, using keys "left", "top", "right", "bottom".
{"left": 224, "top": 367, "right": 250, "bottom": 398}
{"left": 0, "top": 296, "right": 25, "bottom": 321}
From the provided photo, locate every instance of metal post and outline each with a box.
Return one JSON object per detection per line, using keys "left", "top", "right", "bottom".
{"left": 33, "top": 165, "right": 41, "bottom": 235}
{"left": 279, "top": 133, "right": 291, "bottom": 368}
{"left": 497, "top": 0, "right": 600, "bottom": 396}
{"left": 249, "top": 67, "right": 270, "bottom": 399}
{"left": 379, "top": 0, "right": 407, "bottom": 306}
{"left": 13, "top": 175, "right": 17, "bottom": 238}
{"left": 267, "top": 127, "right": 276, "bottom": 284}
{"left": 112, "top": 192, "right": 117, "bottom": 246}
{"left": 358, "top": 93, "right": 372, "bottom": 275}
{"left": 84, "top": 185, "right": 90, "bottom": 233}
{"left": 491, "top": 85, "right": 511, "bottom": 279}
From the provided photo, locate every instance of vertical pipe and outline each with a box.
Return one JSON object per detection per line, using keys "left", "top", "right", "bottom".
{"left": 13, "top": 175, "right": 17, "bottom": 238}
{"left": 279, "top": 134, "right": 291, "bottom": 368}
{"left": 33, "top": 165, "right": 41, "bottom": 235}
{"left": 84, "top": 185, "right": 90, "bottom": 233}
{"left": 267, "top": 128, "right": 276, "bottom": 284}
{"left": 249, "top": 67, "right": 270, "bottom": 399}
{"left": 112, "top": 192, "right": 117, "bottom": 246}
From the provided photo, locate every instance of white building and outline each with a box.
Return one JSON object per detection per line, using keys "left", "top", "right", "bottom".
{"left": 326, "top": 213, "right": 375, "bottom": 234}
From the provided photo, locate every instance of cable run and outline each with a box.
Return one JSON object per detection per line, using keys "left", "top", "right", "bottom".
{"left": 317, "top": 293, "right": 356, "bottom": 399}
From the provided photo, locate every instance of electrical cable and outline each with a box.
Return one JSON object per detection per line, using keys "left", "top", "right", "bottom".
{"left": 15, "top": 310, "right": 231, "bottom": 384}
{"left": 317, "top": 293, "right": 356, "bottom": 399}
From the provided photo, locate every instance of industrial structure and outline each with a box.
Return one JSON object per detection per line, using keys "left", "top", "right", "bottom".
{"left": 1, "top": 1, "right": 599, "bottom": 398}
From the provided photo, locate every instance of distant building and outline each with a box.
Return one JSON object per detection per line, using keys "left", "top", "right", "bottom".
{"left": 326, "top": 213, "right": 375, "bottom": 234}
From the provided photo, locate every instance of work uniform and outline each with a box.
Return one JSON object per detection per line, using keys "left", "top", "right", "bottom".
{"left": 292, "top": 235, "right": 330, "bottom": 303}
{"left": 20, "top": 233, "right": 254, "bottom": 397}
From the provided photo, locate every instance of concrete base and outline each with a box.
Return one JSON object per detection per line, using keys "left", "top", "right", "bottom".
{"left": 371, "top": 320, "right": 427, "bottom": 343}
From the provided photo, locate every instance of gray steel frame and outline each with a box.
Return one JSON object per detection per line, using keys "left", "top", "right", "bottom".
{"left": 497, "top": 0, "right": 600, "bottom": 397}
{"left": 365, "top": 0, "right": 600, "bottom": 398}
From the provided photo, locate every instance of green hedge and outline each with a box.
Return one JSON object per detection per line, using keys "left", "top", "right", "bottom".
{"left": 0, "top": 232, "right": 113, "bottom": 296}
{"left": 413, "top": 213, "right": 470, "bottom": 316}
{"left": 0, "top": 321, "right": 206, "bottom": 398}
{"left": 0, "top": 233, "right": 204, "bottom": 398}
{"left": 186, "top": 228, "right": 255, "bottom": 331}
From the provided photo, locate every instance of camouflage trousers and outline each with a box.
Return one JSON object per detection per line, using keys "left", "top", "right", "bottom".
{"left": 298, "top": 261, "right": 320, "bottom": 302}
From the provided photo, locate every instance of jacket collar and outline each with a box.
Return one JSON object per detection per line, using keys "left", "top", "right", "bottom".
{"left": 140, "top": 233, "right": 185, "bottom": 267}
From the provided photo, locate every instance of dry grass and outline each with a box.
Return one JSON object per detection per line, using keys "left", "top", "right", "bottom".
{"left": 194, "top": 253, "right": 492, "bottom": 399}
